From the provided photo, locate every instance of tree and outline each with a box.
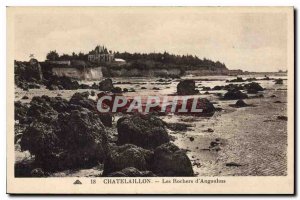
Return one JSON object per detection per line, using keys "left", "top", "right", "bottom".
{"left": 46, "top": 50, "right": 59, "bottom": 61}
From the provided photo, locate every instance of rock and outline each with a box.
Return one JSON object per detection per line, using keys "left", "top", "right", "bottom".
{"left": 166, "top": 123, "right": 191, "bottom": 132}
{"left": 15, "top": 101, "right": 28, "bottom": 123}
{"left": 189, "top": 137, "right": 194, "bottom": 142}
{"left": 90, "top": 90, "right": 95, "bottom": 96}
{"left": 45, "top": 76, "right": 80, "bottom": 90}
{"left": 47, "top": 84, "right": 59, "bottom": 90}
{"left": 91, "top": 82, "right": 99, "bottom": 89}
{"left": 112, "top": 87, "right": 122, "bottom": 93}
{"left": 209, "top": 138, "right": 222, "bottom": 151}
{"left": 223, "top": 89, "right": 248, "bottom": 100}
{"left": 275, "top": 78, "right": 283, "bottom": 84}
{"left": 98, "top": 112, "right": 113, "bottom": 127}
{"left": 28, "top": 83, "right": 40, "bottom": 89}
{"left": 212, "top": 85, "right": 224, "bottom": 90}
{"left": 107, "top": 167, "right": 156, "bottom": 177}
{"left": 15, "top": 60, "right": 43, "bottom": 84}
{"left": 129, "top": 88, "right": 136, "bottom": 92}
{"left": 177, "top": 80, "right": 199, "bottom": 95}
{"left": 207, "top": 128, "right": 214, "bottom": 132}
{"left": 103, "top": 144, "right": 154, "bottom": 176}
{"left": 31, "top": 168, "right": 45, "bottom": 177}
{"left": 21, "top": 96, "right": 29, "bottom": 100}
{"left": 123, "top": 88, "right": 129, "bottom": 92}
{"left": 26, "top": 96, "right": 59, "bottom": 123}
{"left": 270, "top": 95, "right": 277, "bottom": 98}
{"left": 229, "top": 77, "right": 245, "bottom": 82}
{"left": 235, "top": 99, "right": 248, "bottom": 107}
{"left": 69, "top": 92, "right": 95, "bottom": 111}
{"left": 202, "top": 86, "right": 211, "bottom": 91}
{"left": 141, "top": 87, "right": 147, "bottom": 89}
{"left": 21, "top": 107, "right": 108, "bottom": 171}
{"left": 226, "top": 162, "right": 242, "bottom": 167}
{"left": 117, "top": 114, "right": 169, "bottom": 149}
{"left": 152, "top": 143, "right": 194, "bottom": 176}
{"left": 224, "top": 84, "right": 245, "bottom": 91}
{"left": 79, "top": 84, "right": 90, "bottom": 89}
{"left": 152, "top": 87, "right": 160, "bottom": 90}
{"left": 245, "top": 82, "right": 264, "bottom": 94}
{"left": 277, "top": 116, "right": 287, "bottom": 121}
{"left": 170, "top": 98, "right": 215, "bottom": 117}
{"left": 99, "top": 78, "right": 114, "bottom": 91}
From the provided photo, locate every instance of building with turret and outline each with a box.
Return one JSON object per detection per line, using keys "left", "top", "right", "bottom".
{"left": 88, "top": 45, "right": 114, "bottom": 63}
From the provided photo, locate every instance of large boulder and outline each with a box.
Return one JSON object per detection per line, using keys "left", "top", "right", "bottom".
{"left": 223, "top": 89, "right": 248, "bottom": 100}
{"left": 245, "top": 82, "right": 264, "bottom": 94}
{"left": 69, "top": 92, "right": 113, "bottom": 127}
{"left": 103, "top": 144, "right": 154, "bottom": 176}
{"left": 45, "top": 75, "right": 80, "bottom": 90}
{"left": 107, "top": 167, "right": 156, "bottom": 177}
{"left": 99, "top": 78, "right": 114, "bottom": 91}
{"left": 117, "top": 114, "right": 169, "bottom": 149}
{"left": 177, "top": 80, "right": 199, "bottom": 95}
{"left": 20, "top": 107, "right": 108, "bottom": 171}
{"left": 152, "top": 142, "right": 194, "bottom": 176}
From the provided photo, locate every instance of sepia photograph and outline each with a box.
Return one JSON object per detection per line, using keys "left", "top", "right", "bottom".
{"left": 6, "top": 6, "right": 294, "bottom": 194}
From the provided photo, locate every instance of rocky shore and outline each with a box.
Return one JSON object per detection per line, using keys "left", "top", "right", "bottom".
{"left": 14, "top": 63, "right": 288, "bottom": 177}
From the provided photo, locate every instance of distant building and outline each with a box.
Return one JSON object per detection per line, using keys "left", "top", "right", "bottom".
{"left": 88, "top": 45, "right": 114, "bottom": 63}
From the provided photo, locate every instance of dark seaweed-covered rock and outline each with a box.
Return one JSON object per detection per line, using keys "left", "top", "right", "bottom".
{"left": 275, "top": 78, "right": 283, "bottom": 85}
{"left": 103, "top": 144, "right": 154, "bottom": 176}
{"left": 229, "top": 77, "right": 245, "bottom": 82}
{"left": 22, "top": 96, "right": 29, "bottom": 100}
{"left": 79, "top": 83, "right": 90, "bottom": 89}
{"left": 224, "top": 84, "right": 245, "bottom": 91}
{"left": 177, "top": 80, "right": 199, "bottom": 95}
{"left": 152, "top": 142, "right": 194, "bottom": 176}
{"left": 277, "top": 116, "right": 287, "bottom": 121}
{"left": 15, "top": 101, "right": 29, "bottom": 123}
{"left": 31, "top": 168, "right": 45, "bottom": 177}
{"left": 99, "top": 78, "right": 114, "bottom": 91}
{"left": 166, "top": 123, "right": 191, "bottom": 132}
{"left": 107, "top": 167, "right": 156, "bottom": 177}
{"left": 28, "top": 83, "right": 40, "bottom": 89}
{"left": 212, "top": 85, "right": 224, "bottom": 90}
{"left": 20, "top": 108, "right": 108, "bottom": 171}
{"left": 235, "top": 99, "right": 248, "bottom": 107}
{"left": 223, "top": 89, "right": 248, "bottom": 100}
{"left": 69, "top": 92, "right": 95, "bottom": 111}
{"left": 69, "top": 92, "right": 112, "bottom": 126}
{"left": 112, "top": 87, "right": 122, "bottom": 93}
{"left": 45, "top": 76, "right": 80, "bottom": 90}
{"left": 245, "top": 82, "right": 264, "bottom": 94}
{"left": 171, "top": 98, "right": 215, "bottom": 117}
{"left": 117, "top": 114, "right": 169, "bottom": 149}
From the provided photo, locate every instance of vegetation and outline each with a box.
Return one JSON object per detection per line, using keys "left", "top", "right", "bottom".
{"left": 45, "top": 50, "right": 227, "bottom": 71}
{"left": 114, "top": 51, "right": 227, "bottom": 70}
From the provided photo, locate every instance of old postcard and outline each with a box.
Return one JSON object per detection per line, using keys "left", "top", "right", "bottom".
{"left": 7, "top": 7, "right": 294, "bottom": 194}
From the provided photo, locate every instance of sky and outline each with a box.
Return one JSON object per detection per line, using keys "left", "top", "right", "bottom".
{"left": 11, "top": 7, "right": 290, "bottom": 72}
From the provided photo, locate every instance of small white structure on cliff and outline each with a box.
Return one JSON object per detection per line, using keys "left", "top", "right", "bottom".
{"left": 88, "top": 45, "right": 114, "bottom": 63}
